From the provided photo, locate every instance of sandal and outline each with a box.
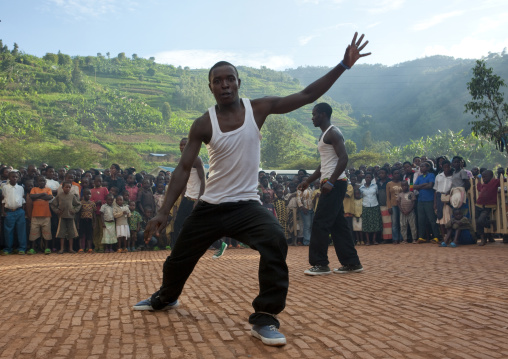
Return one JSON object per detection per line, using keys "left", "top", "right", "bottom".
{"left": 87, "top": 249, "right": 93, "bottom": 254}
{"left": 78, "top": 249, "right": 84, "bottom": 253}
{"left": 450, "top": 242, "right": 457, "bottom": 248}
{"left": 440, "top": 242, "right": 447, "bottom": 247}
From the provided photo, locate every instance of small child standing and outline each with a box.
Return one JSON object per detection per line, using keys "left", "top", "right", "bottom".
{"left": 29, "top": 176, "right": 53, "bottom": 254}
{"left": 153, "top": 182, "right": 166, "bottom": 214}
{"left": 262, "top": 193, "right": 277, "bottom": 218}
{"left": 128, "top": 200, "right": 143, "bottom": 251}
{"left": 397, "top": 181, "right": 417, "bottom": 244}
{"left": 79, "top": 188, "right": 96, "bottom": 253}
{"left": 137, "top": 179, "right": 156, "bottom": 219}
{"left": 100, "top": 194, "right": 117, "bottom": 253}
{"left": 114, "top": 195, "right": 131, "bottom": 253}
{"left": 90, "top": 175, "right": 109, "bottom": 253}
{"left": 51, "top": 181, "right": 82, "bottom": 254}
{"left": 352, "top": 188, "right": 363, "bottom": 245}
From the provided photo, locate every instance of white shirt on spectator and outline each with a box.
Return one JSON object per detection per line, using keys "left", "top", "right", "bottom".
{"left": 1, "top": 183, "right": 25, "bottom": 210}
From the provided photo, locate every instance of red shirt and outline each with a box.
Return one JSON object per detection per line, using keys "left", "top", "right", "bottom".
{"left": 476, "top": 179, "right": 500, "bottom": 206}
{"left": 90, "top": 187, "right": 109, "bottom": 214}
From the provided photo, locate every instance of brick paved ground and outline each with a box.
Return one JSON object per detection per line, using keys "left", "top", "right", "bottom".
{"left": 0, "top": 241, "right": 507, "bottom": 359}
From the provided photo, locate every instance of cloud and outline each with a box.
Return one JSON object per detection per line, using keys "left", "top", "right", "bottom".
{"left": 422, "top": 36, "right": 508, "bottom": 59}
{"left": 474, "top": 12, "right": 508, "bottom": 34}
{"left": 46, "top": 0, "right": 137, "bottom": 19}
{"left": 299, "top": 35, "right": 316, "bottom": 46}
{"left": 150, "top": 50, "right": 295, "bottom": 71}
{"left": 367, "top": 22, "right": 381, "bottom": 29}
{"left": 412, "top": 10, "right": 464, "bottom": 31}
{"left": 367, "top": 0, "right": 405, "bottom": 14}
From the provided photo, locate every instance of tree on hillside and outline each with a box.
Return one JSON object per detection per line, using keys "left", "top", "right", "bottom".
{"left": 118, "top": 52, "right": 126, "bottom": 61}
{"left": 261, "top": 116, "right": 299, "bottom": 168}
{"left": 162, "top": 102, "right": 171, "bottom": 122}
{"left": 11, "top": 43, "right": 19, "bottom": 56}
{"left": 57, "top": 51, "right": 71, "bottom": 66}
{"left": 465, "top": 60, "right": 508, "bottom": 152}
{"left": 43, "top": 53, "right": 58, "bottom": 63}
{"left": 345, "top": 139, "right": 357, "bottom": 155}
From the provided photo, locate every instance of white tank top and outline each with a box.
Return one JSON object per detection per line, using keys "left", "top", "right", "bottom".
{"left": 318, "top": 125, "right": 346, "bottom": 181}
{"left": 200, "top": 98, "right": 262, "bottom": 204}
{"left": 185, "top": 165, "right": 202, "bottom": 199}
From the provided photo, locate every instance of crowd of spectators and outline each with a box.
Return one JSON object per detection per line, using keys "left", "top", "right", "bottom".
{"left": 1, "top": 155, "right": 506, "bottom": 256}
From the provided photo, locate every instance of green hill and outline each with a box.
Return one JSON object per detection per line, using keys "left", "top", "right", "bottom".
{"left": 0, "top": 43, "right": 356, "bottom": 169}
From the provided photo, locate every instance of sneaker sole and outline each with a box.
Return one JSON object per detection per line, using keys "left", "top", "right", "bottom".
{"left": 132, "top": 300, "right": 180, "bottom": 311}
{"left": 304, "top": 270, "right": 332, "bottom": 276}
{"left": 333, "top": 268, "right": 364, "bottom": 274}
{"left": 250, "top": 329, "right": 286, "bottom": 346}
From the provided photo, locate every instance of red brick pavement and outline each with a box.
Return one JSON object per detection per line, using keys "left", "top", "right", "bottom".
{"left": 0, "top": 241, "right": 507, "bottom": 358}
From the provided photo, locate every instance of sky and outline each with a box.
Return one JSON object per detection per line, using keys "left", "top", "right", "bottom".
{"left": 1, "top": 0, "right": 508, "bottom": 70}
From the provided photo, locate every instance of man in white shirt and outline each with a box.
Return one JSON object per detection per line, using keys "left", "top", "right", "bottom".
{"left": 1, "top": 171, "right": 27, "bottom": 255}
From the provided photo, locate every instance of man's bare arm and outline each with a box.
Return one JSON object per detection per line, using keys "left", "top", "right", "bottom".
{"left": 145, "top": 115, "right": 208, "bottom": 237}
{"left": 327, "top": 129, "right": 348, "bottom": 184}
{"left": 194, "top": 156, "right": 206, "bottom": 199}
{"left": 251, "top": 33, "right": 370, "bottom": 126}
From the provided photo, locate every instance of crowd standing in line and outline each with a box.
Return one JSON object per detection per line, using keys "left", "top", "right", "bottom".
{"left": 1, "top": 155, "right": 506, "bottom": 256}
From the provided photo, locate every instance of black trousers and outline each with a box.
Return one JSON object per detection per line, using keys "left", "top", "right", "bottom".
{"left": 309, "top": 180, "right": 361, "bottom": 267}
{"left": 171, "top": 196, "right": 195, "bottom": 248}
{"left": 157, "top": 200, "right": 288, "bottom": 327}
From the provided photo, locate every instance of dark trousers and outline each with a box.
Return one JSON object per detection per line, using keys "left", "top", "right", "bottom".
{"left": 171, "top": 196, "right": 195, "bottom": 248}
{"left": 475, "top": 206, "right": 492, "bottom": 236}
{"left": 309, "top": 180, "right": 361, "bottom": 267}
{"left": 157, "top": 200, "right": 288, "bottom": 327}
{"left": 417, "top": 201, "right": 441, "bottom": 239}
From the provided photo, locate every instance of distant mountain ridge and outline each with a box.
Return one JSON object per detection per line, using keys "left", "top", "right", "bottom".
{"left": 285, "top": 54, "right": 508, "bottom": 147}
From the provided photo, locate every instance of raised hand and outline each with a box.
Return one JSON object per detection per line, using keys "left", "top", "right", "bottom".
{"left": 343, "top": 32, "right": 371, "bottom": 68}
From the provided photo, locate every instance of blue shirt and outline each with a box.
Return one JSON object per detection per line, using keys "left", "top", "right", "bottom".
{"left": 415, "top": 173, "right": 435, "bottom": 202}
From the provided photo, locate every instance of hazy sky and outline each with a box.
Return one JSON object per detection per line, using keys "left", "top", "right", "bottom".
{"left": 1, "top": 0, "right": 507, "bottom": 70}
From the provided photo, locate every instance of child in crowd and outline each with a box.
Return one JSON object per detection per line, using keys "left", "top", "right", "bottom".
{"left": 386, "top": 169, "right": 403, "bottom": 244}
{"left": 24, "top": 179, "right": 34, "bottom": 243}
{"left": 262, "top": 192, "right": 277, "bottom": 218}
{"left": 138, "top": 207, "right": 157, "bottom": 250}
{"left": 122, "top": 191, "right": 130, "bottom": 206}
{"left": 79, "top": 188, "right": 96, "bottom": 253}
{"left": 475, "top": 170, "right": 499, "bottom": 246}
{"left": 273, "top": 188, "right": 288, "bottom": 239}
{"left": 343, "top": 178, "right": 355, "bottom": 241}
{"left": 137, "top": 178, "right": 156, "bottom": 219}
{"left": 125, "top": 174, "right": 139, "bottom": 203}
{"left": 109, "top": 186, "right": 119, "bottom": 201}
{"left": 352, "top": 188, "right": 363, "bottom": 245}
{"left": 397, "top": 181, "right": 417, "bottom": 244}
{"left": 90, "top": 175, "right": 109, "bottom": 252}
{"left": 51, "top": 181, "right": 82, "bottom": 254}
{"left": 80, "top": 178, "right": 91, "bottom": 199}
{"left": 1, "top": 171, "right": 27, "bottom": 255}
{"left": 57, "top": 173, "right": 80, "bottom": 197}
{"left": 442, "top": 208, "right": 476, "bottom": 247}
{"left": 114, "top": 195, "right": 131, "bottom": 253}
{"left": 28, "top": 176, "right": 53, "bottom": 254}
{"left": 285, "top": 182, "right": 303, "bottom": 246}
{"left": 153, "top": 182, "right": 166, "bottom": 214}
{"left": 128, "top": 200, "right": 143, "bottom": 251}
{"left": 100, "top": 194, "right": 117, "bottom": 253}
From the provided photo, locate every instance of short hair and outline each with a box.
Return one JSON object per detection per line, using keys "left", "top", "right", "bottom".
{"left": 412, "top": 156, "right": 421, "bottom": 162}
{"left": 441, "top": 160, "right": 451, "bottom": 167}
{"left": 62, "top": 180, "right": 72, "bottom": 187}
{"left": 208, "top": 61, "right": 238, "bottom": 82}
{"left": 313, "top": 103, "right": 333, "bottom": 119}
{"left": 402, "top": 161, "right": 412, "bottom": 167}
{"left": 111, "top": 163, "right": 120, "bottom": 171}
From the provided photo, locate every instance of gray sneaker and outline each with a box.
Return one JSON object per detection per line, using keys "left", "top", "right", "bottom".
{"left": 304, "top": 265, "right": 331, "bottom": 276}
{"left": 333, "top": 264, "right": 364, "bottom": 274}
{"left": 212, "top": 241, "right": 227, "bottom": 259}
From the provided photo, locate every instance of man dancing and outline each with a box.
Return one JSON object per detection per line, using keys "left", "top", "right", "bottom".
{"left": 133, "top": 33, "right": 370, "bottom": 346}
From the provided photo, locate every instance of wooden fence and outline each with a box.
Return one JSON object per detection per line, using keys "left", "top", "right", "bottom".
{"left": 468, "top": 177, "right": 508, "bottom": 234}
